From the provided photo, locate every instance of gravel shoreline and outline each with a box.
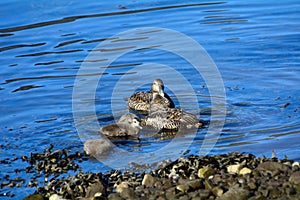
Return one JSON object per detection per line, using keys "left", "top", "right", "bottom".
{"left": 17, "top": 148, "right": 300, "bottom": 200}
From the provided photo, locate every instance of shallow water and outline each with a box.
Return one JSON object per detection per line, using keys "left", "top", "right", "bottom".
{"left": 0, "top": 0, "right": 300, "bottom": 198}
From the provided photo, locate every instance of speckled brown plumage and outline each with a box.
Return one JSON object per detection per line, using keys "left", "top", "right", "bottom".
{"left": 127, "top": 79, "right": 174, "bottom": 113}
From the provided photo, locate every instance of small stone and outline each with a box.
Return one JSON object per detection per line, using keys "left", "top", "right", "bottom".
{"left": 176, "top": 184, "right": 189, "bottom": 193}
{"left": 227, "top": 164, "right": 242, "bottom": 174}
{"left": 85, "top": 180, "right": 106, "bottom": 198}
{"left": 49, "top": 194, "right": 65, "bottom": 200}
{"left": 187, "top": 180, "right": 202, "bottom": 190}
{"left": 289, "top": 171, "right": 300, "bottom": 185}
{"left": 256, "top": 161, "right": 290, "bottom": 174}
{"left": 118, "top": 187, "right": 137, "bottom": 199}
{"left": 23, "top": 194, "right": 45, "bottom": 200}
{"left": 292, "top": 162, "right": 299, "bottom": 167}
{"left": 212, "top": 186, "right": 223, "bottom": 197}
{"left": 142, "top": 174, "right": 155, "bottom": 187}
{"left": 198, "top": 189, "right": 211, "bottom": 199}
{"left": 161, "top": 178, "right": 173, "bottom": 190}
{"left": 204, "top": 180, "right": 213, "bottom": 190}
{"left": 216, "top": 186, "right": 249, "bottom": 200}
{"left": 239, "top": 167, "right": 252, "bottom": 175}
{"left": 165, "top": 187, "right": 176, "bottom": 200}
{"left": 198, "top": 166, "right": 215, "bottom": 178}
{"left": 116, "top": 182, "right": 129, "bottom": 193}
{"left": 84, "top": 139, "right": 113, "bottom": 158}
{"left": 248, "top": 182, "right": 257, "bottom": 190}
{"left": 108, "top": 193, "right": 123, "bottom": 200}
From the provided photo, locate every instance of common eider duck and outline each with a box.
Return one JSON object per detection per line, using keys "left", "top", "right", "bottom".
{"left": 127, "top": 79, "right": 174, "bottom": 113}
{"left": 100, "top": 113, "right": 142, "bottom": 137}
{"left": 141, "top": 93, "right": 203, "bottom": 130}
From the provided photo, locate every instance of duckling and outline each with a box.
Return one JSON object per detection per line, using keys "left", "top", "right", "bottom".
{"left": 127, "top": 79, "right": 174, "bottom": 113}
{"left": 141, "top": 93, "right": 203, "bottom": 130}
{"left": 100, "top": 113, "right": 142, "bottom": 137}
{"left": 84, "top": 138, "right": 113, "bottom": 158}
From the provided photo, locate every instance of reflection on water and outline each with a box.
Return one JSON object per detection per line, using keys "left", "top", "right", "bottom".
{"left": 0, "top": 0, "right": 300, "bottom": 198}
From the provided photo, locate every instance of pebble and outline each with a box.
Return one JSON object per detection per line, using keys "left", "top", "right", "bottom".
{"left": 238, "top": 167, "right": 252, "bottom": 175}
{"left": 289, "top": 171, "right": 300, "bottom": 185}
{"left": 23, "top": 194, "right": 45, "bottom": 200}
{"left": 198, "top": 166, "right": 215, "bottom": 178}
{"left": 211, "top": 187, "right": 223, "bottom": 197}
{"left": 49, "top": 194, "right": 65, "bottom": 200}
{"left": 15, "top": 149, "right": 300, "bottom": 200}
{"left": 85, "top": 180, "right": 106, "bottom": 198}
{"left": 227, "top": 164, "right": 242, "bottom": 174}
{"left": 176, "top": 184, "right": 189, "bottom": 193}
{"left": 116, "top": 181, "right": 129, "bottom": 193}
{"left": 216, "top": 186, "right": 249, "bottom": 200}
{"left": 142, "top": 174, "right": 155, "bottom": 187}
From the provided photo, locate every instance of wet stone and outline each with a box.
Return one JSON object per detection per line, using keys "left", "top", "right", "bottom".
{"left": 216, "top": 186, "right": 249, "bottom": 200}
{"left": 187, "top": 180, "right": 202, "bottom": 190}
{"left": 49, "top": 194, "right": 64, "bottom": 200}
{"left": 227, "top": 164, "right": 242, "bottom": 174}
{"left": 198, "top": 166, "right": 215, "bottom": 178}
{"left": 256, "top": 161, "right": 290, "bottom": 174}
{"left": 18, "top": 149, "right": 300, "bottom": 200}
{"left": 107, "top": 193, "right": 123, "bottom": 200}
{"left": 142, "top": 174, "right": 155, "bottom": 188}
{"left": 118, "top": 187, "right": 137, "bottom": 199}
{"left": 85, "top": 181, "right": 106, "bottom": 198}
{"left": 23, "top": 194, "right": 45, "bottom": 200}
{"left": 239, "top": 167, "right": 252, "bottom": 175}
{"left": 211, "top": 187, "right": 223, "bottom": 197}
{"left": 116, "top": 181, "right": 129, "bottom": 193}
{"left": 289, "top": 171, "right": 300, "bottom": 185}
{"left": 176, "top": 184, "right": 189, "bottom": 193}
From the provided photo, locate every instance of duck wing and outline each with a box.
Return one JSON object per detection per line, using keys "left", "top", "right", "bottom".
{"left": 127, "top": 91, "right": 151, "bottom": 112}
{"left": 141, "top": 110, "right": 181, "bottom": 130}
{"left": 166, "top": 108, "right": 202, "bottom": 129}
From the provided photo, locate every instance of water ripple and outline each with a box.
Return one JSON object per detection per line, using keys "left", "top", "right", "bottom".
{"left": 0, "top": 2, "right": 226, "bottom": 33}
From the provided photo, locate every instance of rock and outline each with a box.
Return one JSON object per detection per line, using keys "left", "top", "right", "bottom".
{"left": 176, "top": 184, "right": 189, "bottom": 193}
{"left": 107, "top": 193, "right": 123, "bottom": 200}
{"left": 118, "top": 187, "right": 137, "bottom": 199}
{"left": 239, "top": 167, "right": 252, "bottom": 175}
{"left": 289, "top": 171, "right": 300, "bottom": 185}
{"left": 165, "top": 187, "right": 176, "bottom": 200}
{"left": 84, "top": 139, "right": 113, "bottom": 158}
{"left": 23, "top": 194, "right": 45, "bottom": 200}
{"left": 142, "top": 174, "right": 155, "bottom": 187}
{"left": 49, "top": 194, "right": 65, "bottom": 200}
{"left": 204, "top": 180, "right": 213, "bottom": 190}
{"left": 198, "top": 189, "right": 211, "bottom": 199}
{"left": 85, "top": 180, "right": 106, "bottom": 198}
{"left": 227, "top": 164, "right": 242, "bottom": 174}
{"left": 292, "top": 162, "right": 299, "bottom": 168}
{"left": 116, "top": 181, "right": 129, "bottom": 193}
{"left": 216, "top": 187, "right": 249, "bottom": 200}
{"left": 198, "top": 166, "right": 215, "bottom": 178}
{"left": 256, "top": 161, "right": 290, "bottom": 174}
{"left": 160, "top": 178, "right": 173, "bottom": 190}
{"left": 212, "top": 187, "right": 223, "bottom": 197}
{"left": 248, "top": 181, "right": 257, "bottom": 190}
{"left": 187, "top": 180, "right": 202, "bottom": 190}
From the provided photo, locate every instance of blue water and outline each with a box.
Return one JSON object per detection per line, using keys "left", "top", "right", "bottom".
{"left": 1, "top": 0, "right": 300, "bottom": 198}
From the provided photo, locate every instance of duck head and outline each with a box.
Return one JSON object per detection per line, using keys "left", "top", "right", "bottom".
{"left": 151, "top": 79, "right": 164, "bottom": 97}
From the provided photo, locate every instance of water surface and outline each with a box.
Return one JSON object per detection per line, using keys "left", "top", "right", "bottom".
{"left": 0, "top": 0, "right": 299, "bottom": 198}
